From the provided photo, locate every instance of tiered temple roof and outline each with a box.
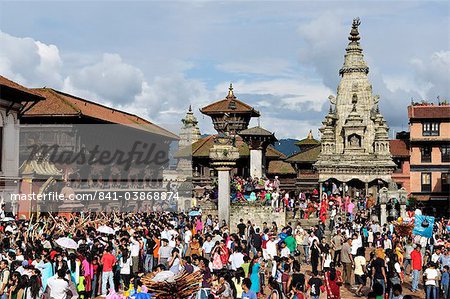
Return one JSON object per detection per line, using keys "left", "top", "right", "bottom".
{"left": 200, "top": 84, "right": 260, "bottom": 117}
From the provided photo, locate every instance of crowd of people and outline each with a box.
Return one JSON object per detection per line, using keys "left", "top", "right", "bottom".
{"left": 0, "top": 187, "right": 449, "bottom": 299}
{"left": 228, "top": 176, "right": 377, "bottom": 225}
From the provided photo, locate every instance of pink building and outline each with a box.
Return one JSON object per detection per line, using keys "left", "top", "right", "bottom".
{"left": 408, "top": 103, "right": 450, "bottom": 215}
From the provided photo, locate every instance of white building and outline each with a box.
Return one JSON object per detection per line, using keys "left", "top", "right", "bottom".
{"left": 0, "top": 76, "right": 43, "bottom": 214}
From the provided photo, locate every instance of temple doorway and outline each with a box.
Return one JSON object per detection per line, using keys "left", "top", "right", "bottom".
{"left": 346, "top": 179, "right": 366, "bottom": 198}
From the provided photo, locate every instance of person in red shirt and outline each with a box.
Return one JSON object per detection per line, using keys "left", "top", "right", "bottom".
{"left": 100, "top": 246, "right": 116, "bottom": 295}
{"left": 410, "top": 244, "right": 422, "bottom": 292}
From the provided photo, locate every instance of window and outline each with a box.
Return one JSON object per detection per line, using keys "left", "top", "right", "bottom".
{"left": 442, "top": 173, "right": 449, "bottom": 193}
{"left": 421, "top": 146, "right": 432, "bottom": 163}
{"left": 441, "top": 145, "right": 450, "bottom": 163}
{"left": 423, "top": 122, "right": 439, "bottom": 136}
{"left": 421, "top": 172, "right": 431, "bottom": 192}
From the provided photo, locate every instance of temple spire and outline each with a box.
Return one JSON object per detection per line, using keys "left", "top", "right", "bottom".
{"left": 339, "top": 17, "right": 369, "bottom": 76}
{"left": 307, "top": 130, "right": 313, "bottom": 139}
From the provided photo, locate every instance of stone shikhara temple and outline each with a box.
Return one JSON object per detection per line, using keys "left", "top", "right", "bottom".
{"left": 314, "top": 18, "right": 396, "bottom": 198}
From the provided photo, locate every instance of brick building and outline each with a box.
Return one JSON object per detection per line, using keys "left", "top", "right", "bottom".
{"left": 408, "top": 103, "right": 450, "bottom": 215}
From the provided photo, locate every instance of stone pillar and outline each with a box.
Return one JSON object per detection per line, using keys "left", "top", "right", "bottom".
{"left": 342, "top": 182, "right": 346, "bottom": 197}
{"left": 319, "top": 182, "right": 323, "bottom": 200}
{"left": 250, "top": 148, "right": 263, "bottom": 178}
{"left": 209, "top": 137, "right": 239, "bottom": 226}
{"left": 365, "top": 182, "right": 369, "bottom": 197}
{"left": 217, "top": 168, "right": 231, "bottom": 224}
{"left": 380, "top": 204, "right": 387, "bottom": 225}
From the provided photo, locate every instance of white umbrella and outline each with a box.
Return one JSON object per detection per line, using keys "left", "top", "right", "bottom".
{"left": 97, "top": 225, "right": 115, "bottom": 235}
{"left": 0, "top": 217, "right": 14, "bottom": 222}
{"left": 55, "top": 237, "right": 78, "bottom": 250}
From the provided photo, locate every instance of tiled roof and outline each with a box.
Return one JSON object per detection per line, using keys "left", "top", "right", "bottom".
{"left": 267, "top": 160, "right": 296, "bottom": 174}
{"left": 239, "top": 126, "right": 274, "bottom": 137}
{"left": 200, "top": 96, "right": 260, "bottom": 116}
{"left": 408, "top": 104, "right": 450, "bottom": 119}
{"left": 0, "top": 75, "right": 45, "bottom": 102}
{"left": 285, "top": 145, "right": 321, "bottom": 163}
{"left": 389, "top": 139, "right": 410, "bottom": 157}
{"left": 24, "top": 88, "right": 179, "bottom": 139}
{"left": 295, "top": 137, "right": 320, "bottom": 146}
{"left": 175, "top": 135, "right": 285, "bottom": 159}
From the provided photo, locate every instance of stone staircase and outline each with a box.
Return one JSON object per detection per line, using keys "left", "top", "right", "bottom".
{"left": 286, "top": 214, "right": 334, "bottom": 240}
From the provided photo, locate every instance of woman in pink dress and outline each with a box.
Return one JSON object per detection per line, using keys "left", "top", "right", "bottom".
{"left": 81, "top": 255, "right": 93, "bottom": 297}
{"left": 195, "top": 217, "right": 203, "bottom": 234}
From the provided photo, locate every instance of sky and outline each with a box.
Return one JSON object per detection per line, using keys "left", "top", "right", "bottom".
{"left": 0, "top": 1, "right": 449, "bottom": 139}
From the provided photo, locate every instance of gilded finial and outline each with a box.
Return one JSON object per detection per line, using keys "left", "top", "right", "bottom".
{"left": 349, "top": 17, "right": 361, "bottom": 43}
{"left": 228, "top": 83, "right": 234, "bottom": 97}
{"left": 188, "top": 105, "right": 192, "bottom": 112}
{"left": 307, "top": 130, "right": 313, "bottom": 139}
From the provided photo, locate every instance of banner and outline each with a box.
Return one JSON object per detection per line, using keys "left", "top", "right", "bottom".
{"left": 412, "top": 215, "right": 435, "bottom": 238}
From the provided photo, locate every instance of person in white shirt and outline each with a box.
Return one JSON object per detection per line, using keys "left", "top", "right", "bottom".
{"left": 272, "top": 192, "right": 279, "bottom": 209}
{"left": 308, "top": 232, "right": 319, "bottom": 248}
{"left": 15, "top": 248, "right": 24, "bottom": 262}
{"left": 130, "top": 236, "right": 140, "bottom": 275}
{"left": 183, "top": 226, "right": 192, "bottom": 254}
{"left": 424, "top": 262, "right": 439, "bottom": 299}
{"left": 383, "top": 235, "right": 392, "bottom": 250}
{"left": 202, "top": 235, "right": 215, "bottom": 259}
{"left": 47, "top": 269, "right": 72, "bottom": 299}
{"left": 351, "top": 233, "right": 362, "bottom": 256}
{"left": 280, "top": 242, "right": 290, "bottom": 258}
{"left": 119, "top": 249, "right": 133, "bottom": 290}
{"left": 228, "top": 249, "right": 245, "bottom": 270}
{"left": 431, "top": 248, "right": 441, "bottom": 264}
{"left": 264, "top": 236, "right": 278, "bottom": 261}
{"left": 160, "top": 227, "right": 170, "bottom": 242}
{"left": 168, "top": 248, "right": 181, "bottom": 275}
{"left": 167, "top": 227, "right": 178, "bottom": 247}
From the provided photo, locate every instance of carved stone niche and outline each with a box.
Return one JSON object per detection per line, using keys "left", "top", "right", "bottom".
{"left": 348, "top": 134, "right": 361, "bottom": 147}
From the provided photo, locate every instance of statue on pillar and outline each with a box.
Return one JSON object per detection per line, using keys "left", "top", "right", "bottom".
{"left": 379, "top": 187, "right": 388, "bottom": 225}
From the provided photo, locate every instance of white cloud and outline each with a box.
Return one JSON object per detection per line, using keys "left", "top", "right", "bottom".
{"left": 411, "top": 51, "right": 450, "bottom": 100}
{"left": 297, "top": 12, "right": 348, "bottom": 89}
{"left": 64, "top": 53, "right": 144, "bottom": 105}
{"left": 215, "top": 78, "right": 332, "bottom": 112}
{"left": 0, "top": 31, "right": 63, "bottom": 87}
{"left": 119, "top": 74, "right": 214, "bottom": 132}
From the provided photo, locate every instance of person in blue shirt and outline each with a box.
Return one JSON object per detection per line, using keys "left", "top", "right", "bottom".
{"left": 241, "top": 278, "right": 257, "bottom": 299}
{"left": 442, "top": 265, "right": 449, "bottom": 299}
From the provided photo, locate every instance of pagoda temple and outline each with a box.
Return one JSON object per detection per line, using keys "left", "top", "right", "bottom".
{"left": 176, "top": 85, "right": 295, "bottom": 188}
{"left": 314, "top": 18, "right": 396, "bottom": 198}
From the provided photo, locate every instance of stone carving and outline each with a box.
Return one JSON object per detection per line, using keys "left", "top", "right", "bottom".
{"left": 328, "top": 95, "right": 336, "bottom": 105}
{"left": 349, "top": 134, "right": 360, "bottom": 147}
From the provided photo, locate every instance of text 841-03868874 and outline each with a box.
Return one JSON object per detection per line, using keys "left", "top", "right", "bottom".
{"left": 96, "top": 191, "right": 178, "bottom": 201}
